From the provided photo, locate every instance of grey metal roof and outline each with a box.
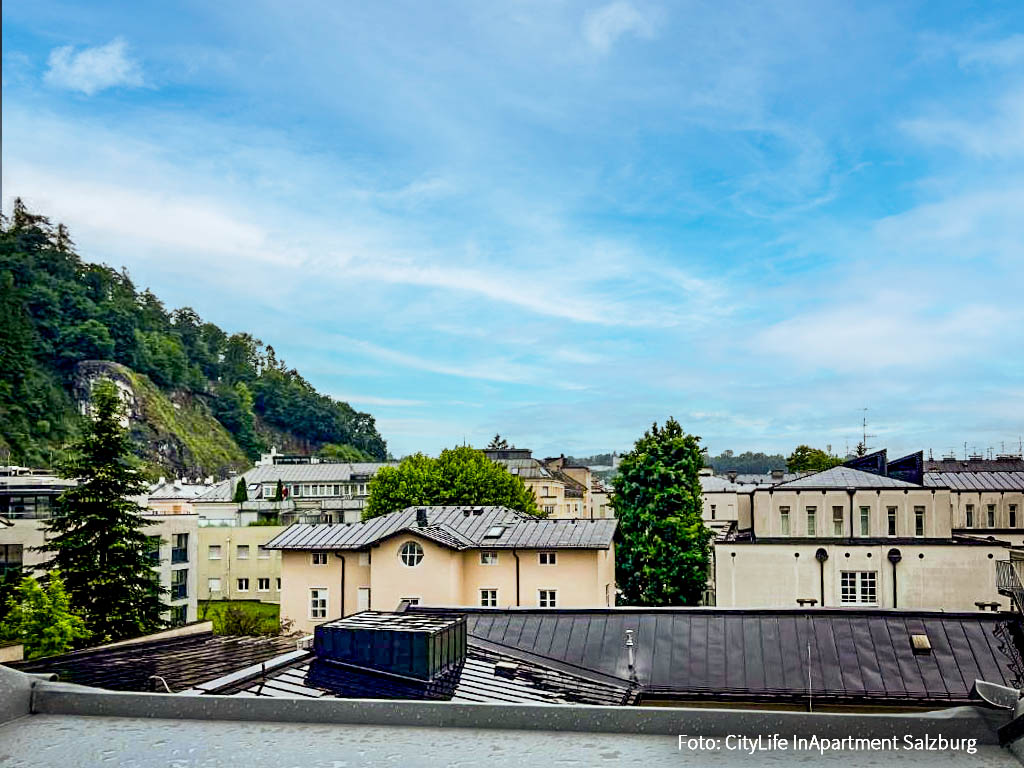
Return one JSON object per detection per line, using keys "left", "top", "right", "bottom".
{"left": 926, "top": 471, "right": 1024, "bottom": 492}
{"left": 774, "top": 466, "right": 921, "bottom": 490}
{"left": 148, "top": 482, "right": 216, "bottom": 500}
{"left": 412, "top": 606, "right": 1024, "bottom": 706}
{"left": 492, "top": 458, "right": 554, "bottom": 480}
{"left": 196, "top": 463, "right": 394, "bottom": 502}
{"left": 265, "top": 506, "right": 617, "bottom": 551}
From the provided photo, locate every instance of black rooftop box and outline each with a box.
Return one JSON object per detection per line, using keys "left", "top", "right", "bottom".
{"left": 313, "top": 611, "right": 466, "bottom": 681}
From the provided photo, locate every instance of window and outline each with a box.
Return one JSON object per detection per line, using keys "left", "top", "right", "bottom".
{"left": 988, "top": 504, "right": 996, "bottom": 528}
{"left": 0, "top": 543, "right": 24, "bottom": 575}
{"left": 208, "top": 578, "right": 221, "bottom": 593}
{"left": 538, "top": 589, "right": 557, "bottom": 608}
{"left": 859, "top": 506, "right": 870, "bottom": 537}
{"left": 401, "top": 597, "right": 421, "bottom": 605}
{"left": 257, "top": 577, "right": 270, "bottom": 592}
{"left": 832, "top": 506, "right": 843, "bottom": 536}
{"left": 311, "top": 551, "right": 328, "bottom": 566}
{"left": 237, "top": 545, "right": 250, "bottom": 560}
{"left": 710, "top": 504, "right": 716, "bottom": 520}
{"left": 171, "top": 568, "right": 188, "bottom": 600}
{"left": 1012, "top": 505, "right": 1018, "bottom": 528}
{"left": 806, "top": 506, "right": 816, "bottom": 536}
{"left": 480, "top": 589, "right": 498, "bottom": 607}
{"left": 539, "top": 551, "right": 557, "bottom": 565}
{"left": 170, "top": 604, "right": 187, "bottom": 627}
{"left": 276, "top": 578, "right": 281, "bottom": 591}
{"left": 887, "top": 507, "right": 897, "bottom": 536}
{"left": 237, "top": 578, "right": 249, "bottom": 592}
{"left": 208, "top": 545, "right": 222, "bottom": 560}
{"left": 400, "top": 541, "right": 424, "bottom": 567}
{"left": 258, "top": 545, "right": 270, "bottom": 559}
{"left": 172, "top": 533, "right": 189, "bottom": 564}
{"left": 966, "top": 504, "right": 975, "bottom": 527}
{"left": 358, "top": 552, "right": 370, "bottom": 566}
{"left": 480, "top": 550, "right": 498, "bottom": 565}
{"left": 543, "top": 505, "right": 555, "bottom": 514}
{"left": 145, "top": 536, "right": 161, "bottom": 566}
{"left": 914, "top": 506, "right": 925, "bottom": 537}
{"left": 780, "top": 506, "right": 790, "bottom": 536}
{"left": 309, "top": 587, "right": 328, "bottom": 619}
{"left": 840, "top": 571, "right": 877, "bottom": 605}
{"left": 357, "top": 587, "right": 370, "bottom": 611}
{"left": 541, "top": 486, "right": 550, "bottom": 497}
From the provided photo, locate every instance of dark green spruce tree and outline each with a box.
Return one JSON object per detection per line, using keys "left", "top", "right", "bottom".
{"left": 233, "top": 477, "right": 249, "bottom": 503}
{"left": 612, "top": 418, "right": 712, "bottom": 606}
{"left": 37, "top": 379, "right": 167, "bottom": 643}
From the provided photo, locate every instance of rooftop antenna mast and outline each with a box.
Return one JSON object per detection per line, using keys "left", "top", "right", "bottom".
{"left": 861, "top": 408, "right": 876, "bottom": 453}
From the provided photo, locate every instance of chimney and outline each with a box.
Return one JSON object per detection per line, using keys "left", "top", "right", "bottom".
{"left": 771, "top": 469, "right": 784, "bottom": 481}
{"left": 726, "top": 470, "right": 738, "bottom": 482}
{"left": 416, "top": 508, "right": 428, "bottom": 527}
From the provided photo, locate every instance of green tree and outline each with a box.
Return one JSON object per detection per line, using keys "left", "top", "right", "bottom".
{"left": 317, "top": 443, "right": 371, "bottom": 462}
{"left": 0, "top": 570, "right": 88, "bottom": 659}
{"left": 233, "top": 477, "right": 249, "bottom": 503}
{"left": 37, "top": 379, "right": 167, "bottom": 643}
{"left": 273, "top": 479, "right": 285, "bottom": 501}
{"left": 487, "top": 434, "right": 509, "bottom": 450}
{"left": 786, "top": 445, "right": 844, "bottom": 473}
{"left": 612, "top": 418, "right": 712, "bottom": 606}
{"left": 363, "top": 446, "right": 538, "bottom": 520}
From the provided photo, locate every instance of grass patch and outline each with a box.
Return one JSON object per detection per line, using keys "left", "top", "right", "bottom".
{"left": 198, "top": 599, "right": 281, "bottom": 635}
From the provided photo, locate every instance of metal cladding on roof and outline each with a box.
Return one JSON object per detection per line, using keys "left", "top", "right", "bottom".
{"left": 10, "top": 632, "right": 297, "bottom": 693}
{"left": 926, "top": 471, "right": 1024, "bottom": 492}
{"left": 264, "top": 506, "right": 617, "bottom": 551}
{"left": 411, "top": 607, "right": 1024, "bottom": 706}
{"left": 196, "top": 462, "right": 394, "bottom": 501}
{"left": 774, "top": 466, "right": 922, "bottom": 490}
{"left": 491, "top": 458, "right": 554, "bottom": 480}
{"left": 148, "top": 482, "right": 214, "bottom": 500}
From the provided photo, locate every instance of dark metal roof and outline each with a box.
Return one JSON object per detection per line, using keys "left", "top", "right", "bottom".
{"left": 265, "top": 506, "right": 617, "bottom": 551}
{"left": 775, "top": 466, "right": 921, "bottom": 490}
{"left": 926, "top": 458, "right": 1024, "bottom": 473}
{"left": 411, "top": 606, "right": 1024, "bottom": 706}
{"left": 9, "top": 631, "right": 298, "bottom": 693}
{"left": 926, "top": 471, "right": 1024, "bottom": 492}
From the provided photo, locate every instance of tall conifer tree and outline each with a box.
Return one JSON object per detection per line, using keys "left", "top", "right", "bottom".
{"left": 37, "top": 379, "right": 167, "bottom": 643}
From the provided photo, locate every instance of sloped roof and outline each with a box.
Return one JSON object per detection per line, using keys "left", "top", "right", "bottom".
{"left": 925, "top": 471, "right": 1024, "bottom": 492}
{"left": 196, "top": 462, "right": 394, "bottom": 502}
{"left": 265, "top": 506, "right": 617, "bottom": 551}
{"left": 148, "top": 481, "right": 215, "bottom": 500}
{"left": 774, "top": 465, "right": 921, "bottom": 490}
{"left": 412, "top": 606, "right": 1024, "bottom": 706}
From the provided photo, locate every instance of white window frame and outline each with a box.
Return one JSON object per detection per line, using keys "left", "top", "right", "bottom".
{"left": 257, "top": 577, "right": 270, "bottom": 592}
{"left": 276, "top": 578, "right": 281, "bottom": 591}
{"left": 236, "top": 544, "right": 250, "bottom": 560}
{"left": 987, "top": 504, "right": 996, "bottom": 528}
{"left": 831, "top": 506, "right": 843, "bottom": 536}
{"left": 538, "top": 551, "right": 557, "bottom": 566}
{"left": 399, "top": 541, "right": 424, "bottom": 567}
{"left": 258, "top": 545, "right": 270, "bottom": 560}
{"left": 859, "top": 506, "right": 870, "bottom": 537}
{"left": 480, "top": 550, "right": 498, "bottom": 565}
{"left": 966, "top": 504, "right": 975, "bottom": 527}
{"left": 914, "top": 506, "right": 925, "bottom": 537}
{"left": 480, "top": 588, "right": 498, "bottom": 607}
{"left": 538, "top": 589, "right": 557, "bottom": 608}
{"left": 400, "top": 597, "right": 421, "bottom": 606}
{"left": 309, "top": 587, "right": 328, "bottom": 619}
{"left": 779, "top": 506, "right": 790, "bottom": 536}
{"left": 208, "top": 545, "right": 221, "bottom": 560}
{"left": 840, "top": 571, "right": 877, "bottom": 605}
{"left": 358, "top": 552, "right": 370, "bottom": 566}
{"left": 208, "top": 578, "right": 221, "bottom": 593}
{"left": 311, "top": 551, "right": 328, "bottom": 566}
{"left": 237, "top": 577, "right": 249, "bottom": 593}
{"left": 806, "top": 506, "right": 816, "bottom": 537}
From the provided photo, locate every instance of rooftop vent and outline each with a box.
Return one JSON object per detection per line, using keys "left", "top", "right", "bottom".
{"left": 493, "top": 660, "right": 519, "bottom": 679}
{"left": 472, "top": 507, "right": 484, "bottom": 516}
{"left": 910, "top": 633, "right": 932, "bottom": 655}
{"left": 771, "top": 469, "right": 785, "bottom": 480}
{"left": 416, "top": 508, "right": 428, "bottom": 527}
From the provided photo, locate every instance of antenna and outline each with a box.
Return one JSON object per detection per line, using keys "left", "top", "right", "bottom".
{"left": 860, "top": 408, "right": 876, "bottom": 453}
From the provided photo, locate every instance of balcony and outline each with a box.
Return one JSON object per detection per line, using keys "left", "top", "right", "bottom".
{"left": 996, "top": 560, "right": 1024, "bottom": 611}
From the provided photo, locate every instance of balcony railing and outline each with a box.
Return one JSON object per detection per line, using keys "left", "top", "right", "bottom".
{"left": 996, "top": 560, "right": 1024, "bottom": 611}
{"left": 171, "top": 547, "right": 189, "bottom": 564}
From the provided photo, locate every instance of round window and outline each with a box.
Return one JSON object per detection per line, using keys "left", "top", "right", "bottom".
{"left": 400, "top": 541, "right": 424, "bottom": 567}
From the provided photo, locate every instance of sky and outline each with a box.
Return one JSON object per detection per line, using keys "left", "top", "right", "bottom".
{"left": 4, "top": 1, "right": 1024, "bottom": 460}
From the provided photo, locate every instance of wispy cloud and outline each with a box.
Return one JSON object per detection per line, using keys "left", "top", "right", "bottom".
{"left": 582, "top": 2, "right": 656, "bottom": 54}
{"left": 44, "top": 38, "right": 143, "bottom": 95}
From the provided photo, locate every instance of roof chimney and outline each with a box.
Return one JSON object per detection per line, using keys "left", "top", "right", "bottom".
{"left": 726, "top": 470, "right": 738, "bottom": 482}
{"left": 416, "top": 508, "right": 428, "bottom": 527}
{"left": 771, "top": 469, "right": 784, "bottom": 481}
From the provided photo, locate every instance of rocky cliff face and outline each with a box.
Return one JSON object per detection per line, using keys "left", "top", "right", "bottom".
{"left": 74, "top": 361, "right": 250, "bottom": 479}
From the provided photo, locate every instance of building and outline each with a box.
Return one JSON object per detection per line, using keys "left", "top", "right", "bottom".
{"left": 266, "top": 505, "right": 617, "bottom": 634}
{"left": 0, "top": 466, "right": 198, "bottom": 626}
{"left": 713, "top": 461, "right": 1013, "bottom": 612}
{"left": 146, "top": 477, "right": 215, "bottom": 515}
{"left": 590, "top": 476, "right": 614, "bottom": 519}
{"left": 483, "top": 448, "right": 591, "bottom": 518}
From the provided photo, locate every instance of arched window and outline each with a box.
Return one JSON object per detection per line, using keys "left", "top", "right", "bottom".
{"left": 400, "top": 541, "right": 424, "bottom": 567}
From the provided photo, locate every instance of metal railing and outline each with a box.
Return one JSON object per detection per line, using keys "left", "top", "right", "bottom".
{"left": 996, "top": 560, "right": 1024, "bottom": 612}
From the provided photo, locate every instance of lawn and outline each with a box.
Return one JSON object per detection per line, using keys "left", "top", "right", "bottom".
{"left": 198, "top": 599, "right": 281, "bottom": 635}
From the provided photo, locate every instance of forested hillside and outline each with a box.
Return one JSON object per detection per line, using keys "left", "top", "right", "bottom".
{"left": 0, "top": 200, "right": 387, "bottom": 476}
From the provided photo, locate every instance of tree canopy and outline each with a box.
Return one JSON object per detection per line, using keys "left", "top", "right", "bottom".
{"left": 612, "top": 418, "right": 712, "bottom": 606}
{"left": 786, "top": 445, "right": 844, "bottom": 473}
{"left": 37, "top": 379, "right": 167, "bottom": 643}
{"left": 0, "top": 570, "right": 88, "bottom": 659}
{"left": 0, "top": 200, "right": 387, "bottom": 467}
{"left": 704, "top": 449, "right": 786, "bottom": 474}
{"left": 363, "top": 446, "right": 539, "bottom": 520}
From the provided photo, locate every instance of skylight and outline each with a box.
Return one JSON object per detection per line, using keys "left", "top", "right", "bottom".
{"left": 483, "top": 526, "right": 506, "bottom": 539}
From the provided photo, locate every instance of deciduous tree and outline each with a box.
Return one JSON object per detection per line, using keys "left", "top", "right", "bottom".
{"left": 0, "top": 570, "right": 88, "bottom": 659}
{"left": 786, "top": 445, "right": 844, "bottom": 473}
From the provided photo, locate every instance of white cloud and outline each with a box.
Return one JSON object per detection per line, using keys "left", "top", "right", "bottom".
{"left": 582, "top": 2, "right": 655, "bottom": 54}
{"left": 44, "top": 38, "right": 143, "bottom": 95}
{"left": 901, "top": 90, "right": 1024, "bottom": 159}
{"left": 957, "top": 34, "right": 1024, "bottom": 69}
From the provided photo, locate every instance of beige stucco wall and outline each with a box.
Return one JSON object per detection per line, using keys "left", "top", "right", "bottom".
{"left": 950, "top": 490, "right": 1024, "bottom": 530}
{"left": 714, "top": 540, "right": 1009, "bottom": 611}
{"left": 198, "top": 525, "right": 286, "bottom": 602}
{"left": 753, "top": 488, "right": 952, "bottom": 538}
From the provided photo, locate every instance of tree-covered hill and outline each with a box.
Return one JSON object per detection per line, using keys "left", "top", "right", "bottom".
{"left": 0, "top": 200, "right": 387, "bottom": 476}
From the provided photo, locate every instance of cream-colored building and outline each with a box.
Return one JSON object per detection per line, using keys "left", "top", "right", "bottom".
{"left": 0, "top": 467, "right": 198, "bottom": 626}
{"left": 926, "top": 469, "right": 1024, "bottom": 546}
{"left": 483, "top": 449, "right": 589, "bottom": 518}
{"left": 267, "top": 505, "right": 617, "bottom": 634}
{"left": 198, "top": 524, "right": 287, "bottom": 602}
{"left": 589, "top": 476, "right": 615, "bottom": 519}
{"left": 713, "top": 465, "right": 1013, "bottom": 612}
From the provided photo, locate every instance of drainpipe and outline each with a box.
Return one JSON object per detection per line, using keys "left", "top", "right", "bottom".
{"left": 815, "top": 548, "right": 828, "bottom": 607}
{"left": 847, "top": 488, "right": 856, "bottom": 539}
{"left": 887, "top": 548, "right": 902, "bottom": 608}
{"left": 334, "top": 552, "right": 346, "bottom": 617}
{"left": 512, "top": 549, "right": 521, "bottom": 606}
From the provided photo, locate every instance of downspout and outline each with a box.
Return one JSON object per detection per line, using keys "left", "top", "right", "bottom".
{"left": 815, "top": 548, "right": 828, "bottom": 607}
{"left": 512, "top": 549, "right": 521, "bottom": 606}
{"left": 334, "top": 553, "right": 346, "bottom": 617}
{"left": 887, "top": 548, "right": 902, "bottom": 609}
{"left": 847, "top": 488, "right": 855, "bottom": 539}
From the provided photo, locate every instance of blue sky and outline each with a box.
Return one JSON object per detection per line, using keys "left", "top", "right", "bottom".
{"left": 4, "top": 1, "right": 1024, "bottom": 460}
